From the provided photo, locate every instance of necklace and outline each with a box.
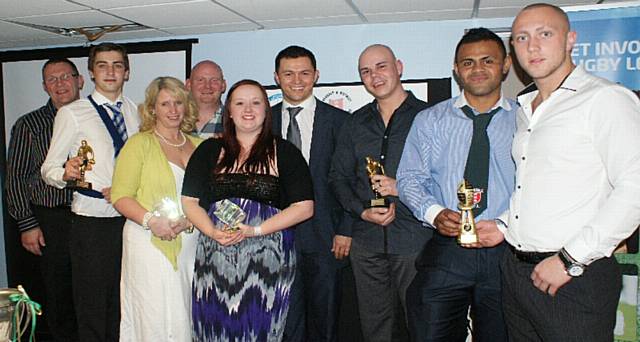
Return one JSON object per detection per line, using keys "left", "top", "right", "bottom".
{"left": 154, "top": 129, "right": 187, "bottom": 148}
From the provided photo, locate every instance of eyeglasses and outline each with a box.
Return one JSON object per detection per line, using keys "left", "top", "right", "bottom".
{"left": 44, "top": 73, "right": 78, "bottom": 85}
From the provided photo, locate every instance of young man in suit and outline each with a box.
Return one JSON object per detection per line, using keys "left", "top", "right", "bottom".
{"left": 272, "top": 45, "right": 350, "bottom": 342}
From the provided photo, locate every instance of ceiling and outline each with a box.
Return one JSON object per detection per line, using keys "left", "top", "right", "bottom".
{"left": 0, "top": 0, "right": 635, "bottom": 50}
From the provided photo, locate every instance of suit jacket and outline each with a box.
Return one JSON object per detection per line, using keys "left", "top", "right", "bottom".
{"left": 272, "top": 98, "right": 351, "bottom": 254}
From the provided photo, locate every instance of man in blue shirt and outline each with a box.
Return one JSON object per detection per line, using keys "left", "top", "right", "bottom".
{"left": 397, "top": 28, "right": 516, "bottom": 341}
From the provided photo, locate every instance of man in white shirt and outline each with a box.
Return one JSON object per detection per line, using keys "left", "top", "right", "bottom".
{"left": 185, "top": 60, "right": 226, "bottom": 138}
{"left": 475, "top": 3, "right": 640, "bottom": 341}
{"left": 42, "top": 43, "right": 140, "bottom": 342}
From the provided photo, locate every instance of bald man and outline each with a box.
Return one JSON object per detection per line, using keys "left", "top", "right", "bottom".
{"left": 329, "top": 44, "right": 432, "bottom": 341}
{"left": 475, "top": 3, "right": 640, "bottom": 341}
{"left": 186, "top": 60, "right": 227, "bottom": 138}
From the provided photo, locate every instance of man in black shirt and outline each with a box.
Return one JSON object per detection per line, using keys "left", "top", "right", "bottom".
{"left": 6, "top": 58, "right": 84, "bottom": 341}
{"left": 329, "top": 44, "right": 432, "bottom": 342}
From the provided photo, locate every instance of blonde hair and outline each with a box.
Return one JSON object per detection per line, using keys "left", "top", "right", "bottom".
{"left": 139, "top": 76, "right": 199, "bottom": 133}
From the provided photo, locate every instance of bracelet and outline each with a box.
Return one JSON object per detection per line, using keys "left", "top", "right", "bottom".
{"left": 142, "top": 212, "right": 154, "bottom": 230}
{"left": 253, "top": 225, "right": 262, "bottom": 237}
{"left": 185, "top": 224, "right": 195, "bottom": 234}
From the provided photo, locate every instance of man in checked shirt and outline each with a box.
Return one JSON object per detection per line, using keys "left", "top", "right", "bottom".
{"left": 6, "top": 58, "right": 84, "bottom": 341}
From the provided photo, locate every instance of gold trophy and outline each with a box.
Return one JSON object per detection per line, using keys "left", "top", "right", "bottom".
{"left": 67, "top": 140, "right": 95, "bottom": 190}
{"left": 365, "top": 156, "right": 390, "bottom": 208}
{"left": 457, "top": 179, "right": 483, "bottom": 244}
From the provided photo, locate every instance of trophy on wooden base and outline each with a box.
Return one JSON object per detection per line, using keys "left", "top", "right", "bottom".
{"left": 457, "top": 179, "right": 483, "bottom": 244}
{"left": 67, "top": 140, "right": 95, "bottom": 190}
{"left": 365, "top": 156, "right": 390, "bottom": 208}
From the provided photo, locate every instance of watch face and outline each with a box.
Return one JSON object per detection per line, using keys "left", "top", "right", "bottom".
{"left": 568, "top": 265, "right": 584, "bottom": 277}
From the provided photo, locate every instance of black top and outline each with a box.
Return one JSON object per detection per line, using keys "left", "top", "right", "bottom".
{"left": 211, "top": 174, "right": 280, "bottom": 207}
{"left": 329, "top": 92, "right": 433, "bottom": 254}
{"left": 182, "top": 137, "right": 314, "bottom": 211}
{"left": 5, "top": 99, "right": 74, "bottom": 232}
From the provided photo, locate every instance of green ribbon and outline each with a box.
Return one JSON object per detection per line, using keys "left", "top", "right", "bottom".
{"left": 8, "top": 287, "right": 41, "bottom": 342}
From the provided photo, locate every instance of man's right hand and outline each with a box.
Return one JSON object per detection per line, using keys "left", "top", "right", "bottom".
{"left": 21, "top": 228, "right": 45, "bottom": 256}
{"left": 434, "top": 208, "right": 461, "bottom": 237}
{"left": 361, "top": 202, "right": 396, "bottom": 226}
{"left": 63, "top": 156, "right": 83, "bottom": 182}
{"left": 475, "top": 220, "right": 505, "bottom": 247}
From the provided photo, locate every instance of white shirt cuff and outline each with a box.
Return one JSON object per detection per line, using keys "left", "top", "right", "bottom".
{"left": 426, "top": 204, "right": 447, "bottom": 226}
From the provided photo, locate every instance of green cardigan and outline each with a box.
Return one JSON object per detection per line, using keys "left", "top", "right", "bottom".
{"left": 112, "top": 130, "right": 203, "bottom": 270}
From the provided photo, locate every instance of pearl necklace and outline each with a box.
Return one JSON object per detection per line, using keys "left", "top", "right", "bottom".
{"left": 154, "top": 129, "right": 187, "bottom": 148}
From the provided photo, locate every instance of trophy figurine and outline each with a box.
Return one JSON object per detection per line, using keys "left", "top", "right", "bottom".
{"left": 67, "top": 140, "right": 95, "bottom": 190}
{"left": 365, "top": 156, "right": 390, "bottom": 208}
{"left": 213, "top": 199, "right": 247, "bottom": 232}
{"left": 456, "top": 179, "right": 483, "bottom": 244}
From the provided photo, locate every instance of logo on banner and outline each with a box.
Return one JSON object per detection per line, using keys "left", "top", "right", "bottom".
{"left": 322, "top": 90, "right": 354, "bottom": 112}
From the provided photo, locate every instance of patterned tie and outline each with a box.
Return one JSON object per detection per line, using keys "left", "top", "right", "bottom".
{"left": 460, "top": 105, "right": 501, "bottom": 217}
{"left": 286, "top": 106, "right": 303, "bottom": 150}
{"left": 105, "top": 101, "right": 128, "bottom": 142}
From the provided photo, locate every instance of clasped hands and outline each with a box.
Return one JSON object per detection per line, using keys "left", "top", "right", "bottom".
{"left": 148, "top": 215, "right": 191, "bottom": 241}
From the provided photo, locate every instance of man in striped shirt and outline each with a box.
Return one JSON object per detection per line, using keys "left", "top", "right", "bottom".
{"left": 6, "top": 58, "right": 84, "bottom": 341}
{"left": 186, "top": 60, "right": 226, "bottom": 138}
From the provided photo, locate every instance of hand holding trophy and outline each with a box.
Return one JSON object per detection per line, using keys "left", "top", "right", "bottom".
{"left": 457, "top": 179, "right": 483, "bottom": 244}
{"left": 66, "top": 140, "right": 95, "bottom": 190}
{"left": 365, "top": 156, "right": 390, "bottom": 208}
{"left": 213, "top": 199, "right": 247, "bottom": 232}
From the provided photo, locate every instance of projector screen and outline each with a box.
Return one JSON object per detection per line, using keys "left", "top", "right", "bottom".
{"left": 3, "top": 50, "right": 188, "bottom": 147}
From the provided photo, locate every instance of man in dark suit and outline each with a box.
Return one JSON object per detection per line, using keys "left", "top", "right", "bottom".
{"left": 272, "top": 45, "right": 350, "bottom": 342}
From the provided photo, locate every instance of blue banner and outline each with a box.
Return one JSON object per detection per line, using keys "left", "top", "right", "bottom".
{"left": 569, "top": 6, "right": 640, "bottom": 91}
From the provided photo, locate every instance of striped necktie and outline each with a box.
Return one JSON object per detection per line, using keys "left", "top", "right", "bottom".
{"left": 105, "top": 101, "right": 128, "bottom": 142}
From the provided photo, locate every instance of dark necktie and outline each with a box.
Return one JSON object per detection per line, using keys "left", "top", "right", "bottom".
{"left": 286, "top": 106, "right": 303, "bottom": 150}
{"left": 105, "top": 101, "right": 128, "bottom": 142}
{"left": 461, "top": 105, "right": 501, "bottom": 217}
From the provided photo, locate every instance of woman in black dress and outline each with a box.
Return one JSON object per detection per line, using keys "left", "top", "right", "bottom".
{"left": 181, "top": 79, "right": 314, "bottom": 341}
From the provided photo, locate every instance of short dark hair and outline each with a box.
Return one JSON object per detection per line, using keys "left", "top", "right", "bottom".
{"left": 88, "top": 42, "right": 129, "bottom": 72}
{"left": 455, "top": 27, "right": 507, "bottom": 62}
{"left": 275, "top": 45, "right": 317, "bottom": 72}
{"left": 41, "top": 58, "right": 79, "bottom": 82}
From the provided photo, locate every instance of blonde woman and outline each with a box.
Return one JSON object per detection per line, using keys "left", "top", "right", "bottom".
{"left": 112, "top": 76, "right": 202, "bottom": 341}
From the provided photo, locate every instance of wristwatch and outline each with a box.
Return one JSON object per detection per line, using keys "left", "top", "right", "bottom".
{"left": 557, "top": 248, "right": 585, "bottom": 277}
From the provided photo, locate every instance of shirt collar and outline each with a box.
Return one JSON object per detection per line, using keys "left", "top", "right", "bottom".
{"left": 368, "top": 90, "right": 420, "bottom": 117}
{"left": 516, "top": 65, "right": 584, "bottom": 106}
{"left": 282, "top": 96, "right": 316, "bottom": 113}
{"left": 91, "top": 90, "right": 124, "bottom": 106}
{"left": 454, "top": 90, "right": 511, "bottom": 113}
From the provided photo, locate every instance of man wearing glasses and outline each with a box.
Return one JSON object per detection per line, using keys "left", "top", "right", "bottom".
{"left": 6, "top": 58, "right": 84, "bottom": 341}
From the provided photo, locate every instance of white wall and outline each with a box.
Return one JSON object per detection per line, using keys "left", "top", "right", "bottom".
{"left": 188, "top": 17, "right": 515, "bottom": 97}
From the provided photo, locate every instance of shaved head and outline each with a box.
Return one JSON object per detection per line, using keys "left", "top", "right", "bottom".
{"left": 515, "top": 3, "right": 570, "bottom": 32}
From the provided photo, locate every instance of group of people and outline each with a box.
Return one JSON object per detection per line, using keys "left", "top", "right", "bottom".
{"left": 5, "top": 2, "right": 640, "bottom": 342}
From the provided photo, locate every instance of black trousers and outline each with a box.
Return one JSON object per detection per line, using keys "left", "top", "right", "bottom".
{"left": 70, "top": 215, "right": 124, "bottom": 342}
{"left": 33, "top": 205, "right": 77, "bottom": 342}
{"left": 284, "top": 250, "right": 344, "bottom": 342}
{"left": 406, "top": 235, "right": 507, "bottom": 342}
{"left": 501, "top": 247, "right": 621, "bottom": 342}
{"left": 350, "top": 240, "right": 418, "bottom": 342}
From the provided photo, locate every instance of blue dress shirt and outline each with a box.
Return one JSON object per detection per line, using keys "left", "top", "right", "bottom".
{"left": 397, "top": 94, "right": 517, "bottom": 227}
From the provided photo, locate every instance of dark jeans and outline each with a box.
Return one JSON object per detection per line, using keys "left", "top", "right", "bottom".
{"left": 284, "top": 250, "right": 344, "bottom": 342}
{"left": 70, "top": 215, "right": 124, "bottom": 342}
{"left": 33, "top": 205, "right": 77, "bottom": 342}
{"left": 501, "top": 247, "right": 621, "bottom": 342}
{"left": 406, "top": 235, "right": 507, "bottom": 342}
{"left": 350, "top": 240, "right": 418, "bottom": 342}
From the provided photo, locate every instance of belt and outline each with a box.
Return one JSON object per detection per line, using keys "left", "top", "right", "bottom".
{"left": 509, "top": 244, "right": 556, "bottom": 264}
